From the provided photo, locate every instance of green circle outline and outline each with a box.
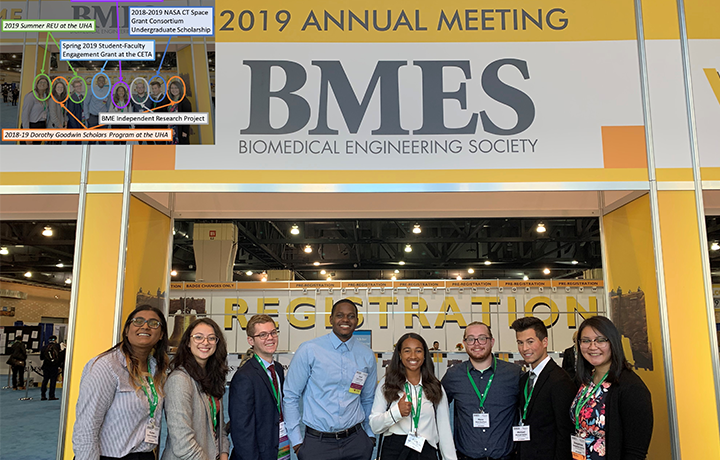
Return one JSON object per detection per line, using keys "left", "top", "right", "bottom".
{"left": 68, "top": 75, "right": 88, "bottom": 104}
{"left": 33, "top": 73, "right": 51, "bottom": 102}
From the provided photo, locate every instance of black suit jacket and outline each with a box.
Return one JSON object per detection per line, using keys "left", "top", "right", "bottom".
{"left": 561, "top": 346, "right": 576, "bottom": 381}
{"left": 229, "top": 356, "right": 285, "bottom": 460}
{"left": 516, "top": 358, "right": 577, "bottom": 460}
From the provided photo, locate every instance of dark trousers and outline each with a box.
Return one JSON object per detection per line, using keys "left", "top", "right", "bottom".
{"left": 42, "top": 367, "right": 59, "bottom": 398}
{"left": 380, "top": 434, "right": 439, "bottom": 460}
{"left": 99, "top": 453, "right": 155, "bottom": 460}
{"left": 457, "top": 452, "right": 513, "bottom": 460}
{"left": 11, "top": 365, "right": 24, "bottom": 388}
{"left": 298, "top": 426, "right": 374, "bottom": 460}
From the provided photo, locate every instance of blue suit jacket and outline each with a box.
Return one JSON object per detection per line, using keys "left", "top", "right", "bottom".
{"left": 229, "top": 356, "right": 285, "bottom": 460}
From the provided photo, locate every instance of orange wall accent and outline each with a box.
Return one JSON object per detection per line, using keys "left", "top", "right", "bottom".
{"left": 602, "top": 126, "right": 648, "bottom": 169}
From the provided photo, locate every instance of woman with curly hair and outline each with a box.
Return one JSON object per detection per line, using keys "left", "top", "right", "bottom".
{"left": 370, "top": 333, "right": 456, "bottom": 460}
{"left": 162, "top": 317, "right": 230, "bottom": 460}
{"left": 73, "top": 305, "right": 169, "bottom": 460}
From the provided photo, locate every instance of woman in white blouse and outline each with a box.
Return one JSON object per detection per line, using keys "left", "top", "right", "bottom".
{"left": 370, "top": 333, "right": 457, "bottom": 460}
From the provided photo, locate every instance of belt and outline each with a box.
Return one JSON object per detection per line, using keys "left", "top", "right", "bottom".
{"left": 305, "top": 423, "right": 362, "bottom": 440}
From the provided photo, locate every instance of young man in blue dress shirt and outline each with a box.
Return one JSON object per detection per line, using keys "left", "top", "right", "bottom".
{"left": 283, "top": 298, "right": 377, "bottom": 460}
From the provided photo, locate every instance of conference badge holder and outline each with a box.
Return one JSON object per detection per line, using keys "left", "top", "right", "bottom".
{"left": 145, "top": 418, "right": 160, "bottom": 444}
{"left": 571, "top": 435, "right": 586, "bottom": 460}
{"left": 512, "top": 425, "right": 530, "bottom": 442}
{"left": 473, "top": 411, "right": 490, "bottom": 428}
{"left": 349, "top": 370, "right": 368, "bottom": 394}
{"left": 279, "top": 421, "right": 288, "bottom": 438}
{"left": 405, "top": 432, "right": 426, "bottom": 453}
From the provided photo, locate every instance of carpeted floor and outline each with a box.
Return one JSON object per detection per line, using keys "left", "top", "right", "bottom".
{"left": 0, "top": 386, "right": 61, "bottom": 460}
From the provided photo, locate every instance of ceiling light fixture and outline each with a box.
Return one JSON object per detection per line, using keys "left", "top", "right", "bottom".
{"left": 24, "top": 271, "right": 32, "bottom": 278}
{"left": 326, "top": 276, "right": 332, "bottom": 281}
{"left": 523, "top": 275, "right": 529, "bottom": 280}
{"left": 42, "top": 226, "right": 53, "bottom": 237}
{"left": 0, "top": 247, "right": 9, "bottom": 255}
{"left": 245, "top": 271, "right": 253, "bottom": 276}
{"left": 65, "top": 278, "right": 72, "bottom": 284}
{"left": 56, "top": 263, "right": 64, "bottom": 268}
{"left": 394, "top": 269, "right": 399, "bottom": 274}
{"left": 456, "top": 275, "right": 462, "bottom": 281}
{"left": 290, "top": 224, "right": 300, "bottom": 235}
{"left": 543, "top": 268, "right": 551, "bottom": 275}
{"left": 571, "top": 260, "right": 579, "bottom": 265}
{"left": 412, "top": 223, "right": 421, "bottom": 234}
{"left": 313, "top": 261, "right": 320, "bottom": 266}
{"left": 304, "top": 244, "right": 313, "bottom": 253}
{"left": 320, "top": 269, "right": 326, "bottom": 275}
{"left": 711, "top": 242, "right": 720, "bottom": 251}
{"left": 468, "top": 268, "right": 475, "bottom": 273}
{"left": 170, "top": 270, "right": 178, "bottom": 277}
{"left": 405, "top": 244, "right": 412, "bottom": 252}
{"left": 399, "top": 261, "right": 406, "bottom": 265}
{"left": 261, "top": 272, "right": 267, "bottom": 282}
{"left": 484, "top": 260, "right": 491, "bottom": 266}
{"left": 391, "top": 275, "right": 397, "bottom": 281}
{"left": 536, "top": 222, "right": 546, "bottom": 233}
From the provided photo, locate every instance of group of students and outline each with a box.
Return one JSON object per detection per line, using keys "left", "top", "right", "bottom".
{"left": 72, "top": 300, "right": 653, "bottom": 460}
{"left": 19, "top": 75, "right": 192, "bottom": 144}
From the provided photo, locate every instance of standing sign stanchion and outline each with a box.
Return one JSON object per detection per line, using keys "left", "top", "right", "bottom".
{"left": 19, "top": 364, "right": 32, "bottom": 401}
{"left": 2, "top": 367, "right": 11, "bottom": 389}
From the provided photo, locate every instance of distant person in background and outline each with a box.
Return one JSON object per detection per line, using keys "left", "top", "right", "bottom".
{"left": 561, "top": 331, "right": 578, "bottom": 381}
{"left": 2, "top": 85, "right": 8, "bottom": 102}
{"left": 12, "top": 86, "right": 20, "bottom": 106}
{"left": 41, "top": 335, "right": 62, "bottom": 400}
{"left": 431, "top": 341, "right": 440, "bottom": 351}
{"left": 168, "top": 79, "right": 192, "bottom": 144}
{"left": 21, "top": 75, "right": 50, "bottom": 144}
{"left": 67, "top": 79, "right": 86, "bottom": 144}
{"left": 7, "top": 339, "right": 27, "bottom": 390}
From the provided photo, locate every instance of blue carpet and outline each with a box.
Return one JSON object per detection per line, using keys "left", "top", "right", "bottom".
{"left": 0, "top": 386, "right": 61, "bottom": 460}
{"left": 1, "top": 98, "right": 20, "bottom": 145}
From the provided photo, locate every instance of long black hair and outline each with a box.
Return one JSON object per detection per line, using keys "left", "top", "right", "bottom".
{"left": 170, "top": 318, "right": 228, "bottom": 398}
{"left": 97, "top": 304, "right": 169, "bottom": 395}
{"left": 576, "top": 316, "right": 631, "bottom": 385}
{"left": 383, "top": 333, "right": 443, "bottom": 405}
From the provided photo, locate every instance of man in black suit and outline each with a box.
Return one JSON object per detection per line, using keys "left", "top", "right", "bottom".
{"left": 512, "top": 317, "right": 577, "bottom": 460}
{"left": 229, "top": 314, "right": 289, "bottom": 460}
{"left": 561, "top": 331, "right": 578, "bottom": 381}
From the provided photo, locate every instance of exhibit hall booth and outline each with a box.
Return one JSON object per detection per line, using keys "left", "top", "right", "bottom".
{"left": 1, "top": 1, "right": 720, "bottom": 460}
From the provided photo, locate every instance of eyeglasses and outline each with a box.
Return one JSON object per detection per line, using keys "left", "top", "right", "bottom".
{"left": 191, "top": 334, "right": 219, "bottom": 344}
{"left": 580, "top": 337, "right": 609, "bottom": 346}
{"left": 250, "top": 329, "right": 279, "bottom": 340}
{"left": 130, "top": 317, "right": 161, "bottom": 329}
{"left": 464, "top": 335, "right": 492, "bottom": 345}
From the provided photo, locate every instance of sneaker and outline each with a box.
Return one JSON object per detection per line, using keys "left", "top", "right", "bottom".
{"left": 41, "top": 396, "right": 48, "bottom": 401}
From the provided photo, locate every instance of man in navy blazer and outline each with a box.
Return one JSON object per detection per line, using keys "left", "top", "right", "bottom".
{"left": 230, "top": 314, "right": 288, "bottom": 460}
{"left": 512, "top": 317, "right": 577, "bottom": 460}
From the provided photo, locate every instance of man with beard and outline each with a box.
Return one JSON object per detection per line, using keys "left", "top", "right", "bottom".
{"left": 441, "top": 322, "right": 522, "bottom": 460}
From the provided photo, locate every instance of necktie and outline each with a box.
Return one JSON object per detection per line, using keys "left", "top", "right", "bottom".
{"left": 268, "top": 363, "right": 282, "bottom": 419}
{"left": 528, "top": 371, "right": 536, "bottom": 392}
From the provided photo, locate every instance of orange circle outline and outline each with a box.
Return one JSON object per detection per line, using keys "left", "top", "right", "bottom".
{"left": 166, "top": 76, "right": 186, "bottom": 105}
{"left": 50, "top": 76, "right": 70, "bottom": 105}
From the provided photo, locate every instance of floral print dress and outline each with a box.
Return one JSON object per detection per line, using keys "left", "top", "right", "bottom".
{"left": 570, "top": 380, "right": 612, "bottom": 459}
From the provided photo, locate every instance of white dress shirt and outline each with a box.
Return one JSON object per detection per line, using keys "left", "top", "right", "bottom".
{"left": 369, "top": 377, "right": 457, "bottom": 460}
{"left": 529, "top": 355, "right": 552, "bottom": 381}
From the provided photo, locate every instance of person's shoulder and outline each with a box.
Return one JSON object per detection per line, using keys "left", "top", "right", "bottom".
{"left": 443, "top": 360, "right": 468, "bottom": 379}
{"left": 352, "top": 338, "right": 375, "bottom": 357}
{"left": 496, "top": 358, "right": 522, "bottom": 373}
{"left": 617, "top": 368, "right": 649, "bottom": 391}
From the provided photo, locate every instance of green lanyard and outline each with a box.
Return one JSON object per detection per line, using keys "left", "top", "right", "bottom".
{"left": 521, "top": 373, "right": 535, "bottom": 423}
{"left": 140, "top": 360, "right": 158, "bottom": 419}
{"left": 404, "top": 382, "right": 423, "bottom": 434}
{"left": 254, "top": 354, "right": 282, "bottom": 414}
{"left": 467, "top": 356, "right": 496, "bottom": 412}
{"left": 208, "top": 395, "right": 217, "bottom": 431}
{"left": 574, "top": 371, "right": 609, "bottom": 431}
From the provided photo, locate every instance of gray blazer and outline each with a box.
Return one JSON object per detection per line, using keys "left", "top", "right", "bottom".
{"left": 162, "top": 367, "right": 230, "bottom": 460}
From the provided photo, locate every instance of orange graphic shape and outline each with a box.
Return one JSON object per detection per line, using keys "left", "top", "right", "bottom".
{"left": 601, "top": 126, "right": 648, "bottom": 169}
{"left": 132, "top": 145, "right": 176, "bottom": 171}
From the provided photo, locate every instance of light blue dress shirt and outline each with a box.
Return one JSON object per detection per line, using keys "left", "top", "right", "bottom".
{"left": 84, "top": 84, "right": 110, "bottom": 116}
{"left": 283, "top": 333, "right": 377, "bottom": 446}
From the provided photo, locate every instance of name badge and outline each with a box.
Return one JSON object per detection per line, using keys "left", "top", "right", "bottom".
{"left": 571, "top": 435, "right": 586, "bottom": 460}
{"left": 405, "top": 433, "right": 426, "bottom": 453}
{"left": 473, "top": 413, "right": 490, "bottom": 428}
{"left": 145, "top": 419, "right": 160, "bottom": 444}
{"left": 512, "top": 425, "right": 530, "bottom": 442}
{"left": 349, "top": 370, "right": 368, "bottom": 394}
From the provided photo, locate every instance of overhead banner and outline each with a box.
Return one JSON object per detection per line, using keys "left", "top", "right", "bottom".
{"left": 168, "top": 279, "right": 605, "bottom": 354}
{"left": 184, "top": 0, "right": 645, "bottom": 172}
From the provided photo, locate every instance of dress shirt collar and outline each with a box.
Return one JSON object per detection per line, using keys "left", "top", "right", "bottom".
{"left": 258, "top": 355, "right": 273, "bottom": 369}
{"left": 467, "top": 356, "right": 495, "bottom": 374}
{"left": 529, "top": 354, "right": 551, "bottom": 377}
{"left": 330, "top": 332, "right": 355, "bottom": 350}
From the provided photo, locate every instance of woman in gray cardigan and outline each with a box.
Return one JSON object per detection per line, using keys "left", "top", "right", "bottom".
{"left": 162, "top": 318, "right": 230, "bottom": 460}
